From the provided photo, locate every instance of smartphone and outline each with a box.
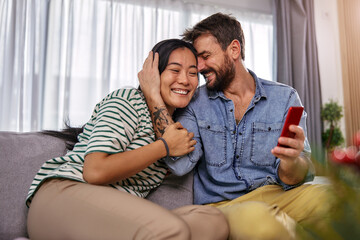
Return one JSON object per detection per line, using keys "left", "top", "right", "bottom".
{"left": 277, "top": 106, "right": 304, "bottom": 147}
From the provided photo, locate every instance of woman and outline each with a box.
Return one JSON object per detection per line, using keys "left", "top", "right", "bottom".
{"left": 26, "top": 39, "right": 229, "bottom": 240}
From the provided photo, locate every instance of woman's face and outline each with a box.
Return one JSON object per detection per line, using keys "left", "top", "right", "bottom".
{"left": 160, "top": 47, "right": 198, "bottom": 115}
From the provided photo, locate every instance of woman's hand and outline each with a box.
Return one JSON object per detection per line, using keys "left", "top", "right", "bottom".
{"left": 162, "top": 122, "right": 196, "bottom": 156}
{"left": 138, "top": 51, "right": 162, "bottom": 102}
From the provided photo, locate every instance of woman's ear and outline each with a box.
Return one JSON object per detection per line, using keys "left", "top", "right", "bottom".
{"left": 227, "top": 40, "right": 241, "bottom": 60}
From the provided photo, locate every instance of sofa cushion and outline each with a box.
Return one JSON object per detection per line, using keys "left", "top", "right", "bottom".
{"left": 147, "top": 171, "right": 193, "bottom": 209}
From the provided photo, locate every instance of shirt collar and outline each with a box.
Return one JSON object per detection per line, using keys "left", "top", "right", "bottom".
{"left": 249, "top": 69, "right": 267, "bottom": 102}
{"left": 208, "top": 88, "right": 225, "bottom": 99}
{"left": 207, "top": 69, "right": 267, "bottom": 102}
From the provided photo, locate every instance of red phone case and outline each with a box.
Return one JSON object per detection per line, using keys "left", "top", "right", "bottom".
{"left": 277, "top": 106, "right": 304, "bottom": 147}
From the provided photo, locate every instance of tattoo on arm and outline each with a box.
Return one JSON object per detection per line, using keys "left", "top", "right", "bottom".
{"left": 151, "top": 106, "right": 173, "bottom": 138}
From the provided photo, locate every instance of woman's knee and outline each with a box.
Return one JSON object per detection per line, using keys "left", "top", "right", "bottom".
{"left": 155, "top": 215, "right": 191, "bottom": 240}
{"left": 172, "top": 205, "right": 229, "bottom": 240}
{"left": 200, "top": 205, "right": 229, "bottom": 239}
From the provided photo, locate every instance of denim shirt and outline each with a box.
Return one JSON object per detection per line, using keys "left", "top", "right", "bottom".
{"left": 165, "top": 70, "right": 314, "bottom": 205}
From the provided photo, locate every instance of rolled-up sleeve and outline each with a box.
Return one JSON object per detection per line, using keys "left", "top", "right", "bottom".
{"left": 164, "top": 107, "right": 203, "bottom": 176}
{"left": 275, "top": 90, "right": 315, "bottom": 190}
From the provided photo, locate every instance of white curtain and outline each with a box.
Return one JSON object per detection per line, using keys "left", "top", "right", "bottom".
{"left": 0, "top": 0, "right": 273, "bottom": 132}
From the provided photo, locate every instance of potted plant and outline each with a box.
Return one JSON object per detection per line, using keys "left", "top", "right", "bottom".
{"left": 321, "top": 100, "right": 344, "bottom": 150}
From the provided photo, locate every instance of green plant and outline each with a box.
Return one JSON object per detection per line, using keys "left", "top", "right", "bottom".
{"left": 303, "top": 103, "right": 360, "bottom": 239}
{"left": 322, "top": 127, "right": 344, "bottom": 150}
{"left": 321, "top": 100, "right": 344, "bottom": 150}
{"left": 297, "top": 161, "right": 360, "bottom": 240}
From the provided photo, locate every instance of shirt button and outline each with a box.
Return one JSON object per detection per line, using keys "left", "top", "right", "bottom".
{"left": 236, "top": 155, "right": 240, "bottom": 159}
{"left": 207, "top": 125, "right": 210, "bottom": 129}
{"left": 230, "top": 109, "right": 233, "bottom": 112}
{"left": 239, "top": 132, "right": 242, "bottom": 135}
{"left": 233, "top": 130, "right": 236, "bottom": 134}
{"left": 268, "top": 127, "right": 272, "bottom": 131}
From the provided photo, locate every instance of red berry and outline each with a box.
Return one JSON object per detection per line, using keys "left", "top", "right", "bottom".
{"left": 344, "top": 146, "right": 358, "bottom": 164}
{"left": 356, "top": 151, "right": 360, "bottom": 166}
{"left": 331, "top": 147, "right": 346, "bottom": 164}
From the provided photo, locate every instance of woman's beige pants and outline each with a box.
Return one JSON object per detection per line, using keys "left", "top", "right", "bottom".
{"left": 27, "top": 179, "right": 229, "bottom": 240}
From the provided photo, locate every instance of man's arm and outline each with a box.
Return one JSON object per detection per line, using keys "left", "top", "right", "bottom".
{"left": 272, "top": 125, "right": 314, "bottom": 185}
{"left": 270, "top": 89, "right": 315, "bottom": 186}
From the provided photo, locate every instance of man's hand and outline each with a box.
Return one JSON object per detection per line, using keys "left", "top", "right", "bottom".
{"left": 271, "top": 125, "right": 309, "bottom": 185}
{"left": 272, "top": 125, "right": 305, "bottom": 161}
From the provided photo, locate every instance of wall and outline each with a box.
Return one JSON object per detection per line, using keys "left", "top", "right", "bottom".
{"left": 313, "top": 0, "right": 346, "bottom": 139}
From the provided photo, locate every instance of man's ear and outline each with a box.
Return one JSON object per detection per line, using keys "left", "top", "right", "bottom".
{"left": 227, "top": 40, "right": 241, "bottom": 60}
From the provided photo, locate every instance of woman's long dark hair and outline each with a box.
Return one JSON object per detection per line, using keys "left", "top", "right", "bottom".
{"left": 151, "top": 39, "right": 198, "bottom": 74}
{"left": 42, "top": 122, "right": 84, "bottom": 150}
{"left": 43, "top": 39, "right": 197, "bottom": 150}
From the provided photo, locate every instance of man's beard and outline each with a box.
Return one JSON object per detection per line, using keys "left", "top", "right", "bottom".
{"left": 204, "top": 55, "right": 236, "bottom": 91}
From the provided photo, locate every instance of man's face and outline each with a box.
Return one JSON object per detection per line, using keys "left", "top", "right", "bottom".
{"left": 194, "top": 34, "right": 235, "bottom": 91}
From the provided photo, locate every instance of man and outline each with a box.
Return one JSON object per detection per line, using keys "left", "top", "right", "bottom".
{"left": 139, "top": 13, "right": 330, "bottom": 240}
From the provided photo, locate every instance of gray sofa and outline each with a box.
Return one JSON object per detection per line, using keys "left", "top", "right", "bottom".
{"left": 0, "top": 131, "right": 193, "bottom": 240}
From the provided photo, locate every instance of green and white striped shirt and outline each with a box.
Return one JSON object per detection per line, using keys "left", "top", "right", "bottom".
{"left": 26, "top": 88, "right": 168, "bottom": 207}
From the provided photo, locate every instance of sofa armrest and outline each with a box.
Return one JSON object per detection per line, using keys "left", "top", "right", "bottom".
{"left": 0, "top": 132, "right": 68, "bottom": 239}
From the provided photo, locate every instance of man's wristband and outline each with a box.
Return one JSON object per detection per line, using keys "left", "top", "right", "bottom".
{"left": 158, "top": 137, "right": 170, "bottom": 158}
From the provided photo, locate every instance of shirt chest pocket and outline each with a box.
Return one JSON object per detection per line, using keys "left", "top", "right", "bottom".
{"left": 198, "top": 120, "right": 227, "bottom": 167}
{"left": 250, "top": 122, "right": 282, "bottom": 166}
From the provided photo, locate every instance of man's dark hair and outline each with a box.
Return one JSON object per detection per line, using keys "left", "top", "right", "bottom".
{"left": 182, "top": 12, "right": 245, "bottom": 60}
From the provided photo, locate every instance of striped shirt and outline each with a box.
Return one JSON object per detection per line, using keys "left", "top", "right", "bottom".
{"left": 26, "top": 88, "right": 168, "bottom": 207}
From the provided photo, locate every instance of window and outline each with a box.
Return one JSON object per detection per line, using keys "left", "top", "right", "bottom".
{"left": 0, "top": 0, "right": 273, "bottom": 131}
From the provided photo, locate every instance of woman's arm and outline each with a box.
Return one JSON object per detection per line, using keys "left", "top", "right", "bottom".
{"left": 83, "top": 122, "right": 195, "bottom": 185}
{"left": 138, "top": 52, "right": 174, "bottom": 138}
{"left": 83, "top": 140, "right": 166, "bottom": 185}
